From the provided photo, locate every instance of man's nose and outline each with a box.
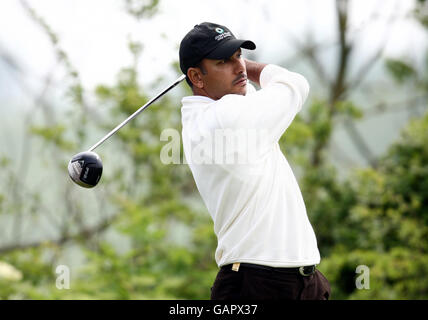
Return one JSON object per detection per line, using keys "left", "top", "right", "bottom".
{"left": 233, "top": 56, "right": 245, "bottom": 74}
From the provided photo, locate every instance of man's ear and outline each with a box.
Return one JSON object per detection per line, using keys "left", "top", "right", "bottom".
{"left": 187, "top": 67, "right": 204, "bottom": 89}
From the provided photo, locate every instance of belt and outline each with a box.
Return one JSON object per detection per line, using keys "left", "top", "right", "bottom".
{"left": 222, "top": 262, "right": 316, "bottom": 276}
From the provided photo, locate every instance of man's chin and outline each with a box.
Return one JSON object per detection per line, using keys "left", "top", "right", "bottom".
{"left": 234, "top": 86, "right": 247, "bottom": 96}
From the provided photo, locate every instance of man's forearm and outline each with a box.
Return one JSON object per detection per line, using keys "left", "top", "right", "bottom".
{"left": 245, "top": 59, "right": 267, "bottom": 86}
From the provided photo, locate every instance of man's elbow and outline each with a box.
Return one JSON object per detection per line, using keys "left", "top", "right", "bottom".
{"left": 298, "top": 75, "right": 310, "bottom": 103}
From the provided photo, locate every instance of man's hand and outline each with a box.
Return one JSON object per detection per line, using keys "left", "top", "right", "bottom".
{"left": 245, "top": 59, "right": 267, "bottom": 86}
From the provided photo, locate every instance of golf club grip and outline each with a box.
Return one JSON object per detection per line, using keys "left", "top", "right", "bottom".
{"left": 88, "top": 74, "right": 186, "bottom": 152}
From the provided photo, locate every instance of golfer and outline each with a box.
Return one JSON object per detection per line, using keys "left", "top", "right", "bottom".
{"left": 179, "top": 22, "right": 331, "bottom": 300}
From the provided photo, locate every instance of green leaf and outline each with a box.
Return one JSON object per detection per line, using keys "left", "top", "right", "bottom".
{"left": 385, "top": 59, "right": 416, "bottom": 83}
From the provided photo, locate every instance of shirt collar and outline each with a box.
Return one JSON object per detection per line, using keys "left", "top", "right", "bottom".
{"left": 182, "top": 95, "right": 215, "bottom": 106}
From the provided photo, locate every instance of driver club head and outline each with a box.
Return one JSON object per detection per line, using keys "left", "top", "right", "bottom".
{"left": 68, "top": 151, "right": 103, "bottom": 188}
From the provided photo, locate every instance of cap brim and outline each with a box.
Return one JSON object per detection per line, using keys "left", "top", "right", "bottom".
{"left": 205, "top": 39, "right": 256, "bottom": 60}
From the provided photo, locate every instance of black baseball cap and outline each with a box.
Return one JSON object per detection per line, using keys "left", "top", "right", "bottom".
{"left": 179, "top": 22, "right": 256, "bottom": 75}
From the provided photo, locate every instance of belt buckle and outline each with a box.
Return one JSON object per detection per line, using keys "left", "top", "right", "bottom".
{"left": 299, "top": 265, "right": 315, "bottom": 276}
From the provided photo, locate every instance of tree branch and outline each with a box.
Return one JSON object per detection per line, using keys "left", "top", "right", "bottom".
{"left": 285, "top": 32, "right": 332, "bottom": 86}
{"left": 329, "top": 0, "right": 352, "bottom": 106}
{"left": 347, "top": 1, "right": 401, "bottom": 91}
{"left": 363, "top": 94, "right": 428, "bottom": 117}
{"left": 342, "top": 118, "right": 378, "bottom": 168}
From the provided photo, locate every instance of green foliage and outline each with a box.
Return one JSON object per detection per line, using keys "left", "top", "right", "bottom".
{"left": 319, "top": 111, "right": 428, "bottom": 299}
{"left": 385, "top": 59, "right": 416, "bottom": 84}
{"left": 2, "top": 0, "right": 428, "bottom": 301}
{"left": 125, "top": 0, "right": 159, "bottom": 19}
{"left": 29, "top": 124, "right": 75, "bottom": 151}
{"left": 280, "top": 87, "right": 428, "bottom": 299}
{"left": 0, "top": 156, "right": 11, "bottom": 167}
{"left": 0, "top": 246, "right": 59, "bottom": 299}
{"left": 321, "top": 248, "right": 428, "bottom": 299}
{"left": 335, "top": 100, "right": 363, "bottom": 119}
{"left": 307, "top": 100, "right": 333, "bottom": 146}
{"left": 351, "top": 113, "right": 428, "bottom": 248}
{"left": 414, "top": 0, "right": 428, "bottom": 28}
{"left": 3, "top": 58, "right": 428, "bottom": 300}
{"left": 281, "top": 99, "right": 331, "bottom": 163}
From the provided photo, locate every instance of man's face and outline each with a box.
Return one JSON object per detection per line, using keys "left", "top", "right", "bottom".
{"left": 197, "top": 49, "right": 247, "bottom": 100}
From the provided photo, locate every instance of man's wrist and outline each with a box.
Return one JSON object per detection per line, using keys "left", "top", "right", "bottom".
{"left": 245, "top": 59, "right": 267, "bottom": 86}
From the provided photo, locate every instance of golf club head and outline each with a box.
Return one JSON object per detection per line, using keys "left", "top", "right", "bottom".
{"left": 68, "top": 151, "right": 103, "bottom": 188}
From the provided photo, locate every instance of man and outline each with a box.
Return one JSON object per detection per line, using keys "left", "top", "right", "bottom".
{"left": 179, "top": 22, "right": 331, "bottom": 300}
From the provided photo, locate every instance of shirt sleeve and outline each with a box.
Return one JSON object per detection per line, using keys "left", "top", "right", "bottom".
{"left": 214, "top": 64, "right": 309, "bottom": 147}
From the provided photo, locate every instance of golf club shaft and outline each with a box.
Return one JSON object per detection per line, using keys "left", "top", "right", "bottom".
{"left": 88, "top": 74, "right": 186, "bottom": 152}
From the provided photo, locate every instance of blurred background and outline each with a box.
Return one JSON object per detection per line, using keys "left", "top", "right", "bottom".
{"left": 0, "top": 0, "right": 427, "bottom": 299}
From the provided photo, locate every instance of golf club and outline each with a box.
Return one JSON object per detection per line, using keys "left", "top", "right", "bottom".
{"left": 68, "top": 74, "right": 186, "bottom": 188}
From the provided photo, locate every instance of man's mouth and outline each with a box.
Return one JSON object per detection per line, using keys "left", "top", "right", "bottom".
{"left": 234, "top": 75, "right": 247, "bottom": 86}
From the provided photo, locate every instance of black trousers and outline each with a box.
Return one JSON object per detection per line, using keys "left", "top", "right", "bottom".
{"left": 210, "top": 264, "right": 331, "bottom": 300}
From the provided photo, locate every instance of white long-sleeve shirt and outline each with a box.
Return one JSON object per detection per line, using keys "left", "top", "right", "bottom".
{"left": 180, "top": 64, "right": 320, "bottom": 267}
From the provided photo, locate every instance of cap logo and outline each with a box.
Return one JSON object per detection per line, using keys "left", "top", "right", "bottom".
{"left": 214, "top": 30, "right": 232, "bottom": 41}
